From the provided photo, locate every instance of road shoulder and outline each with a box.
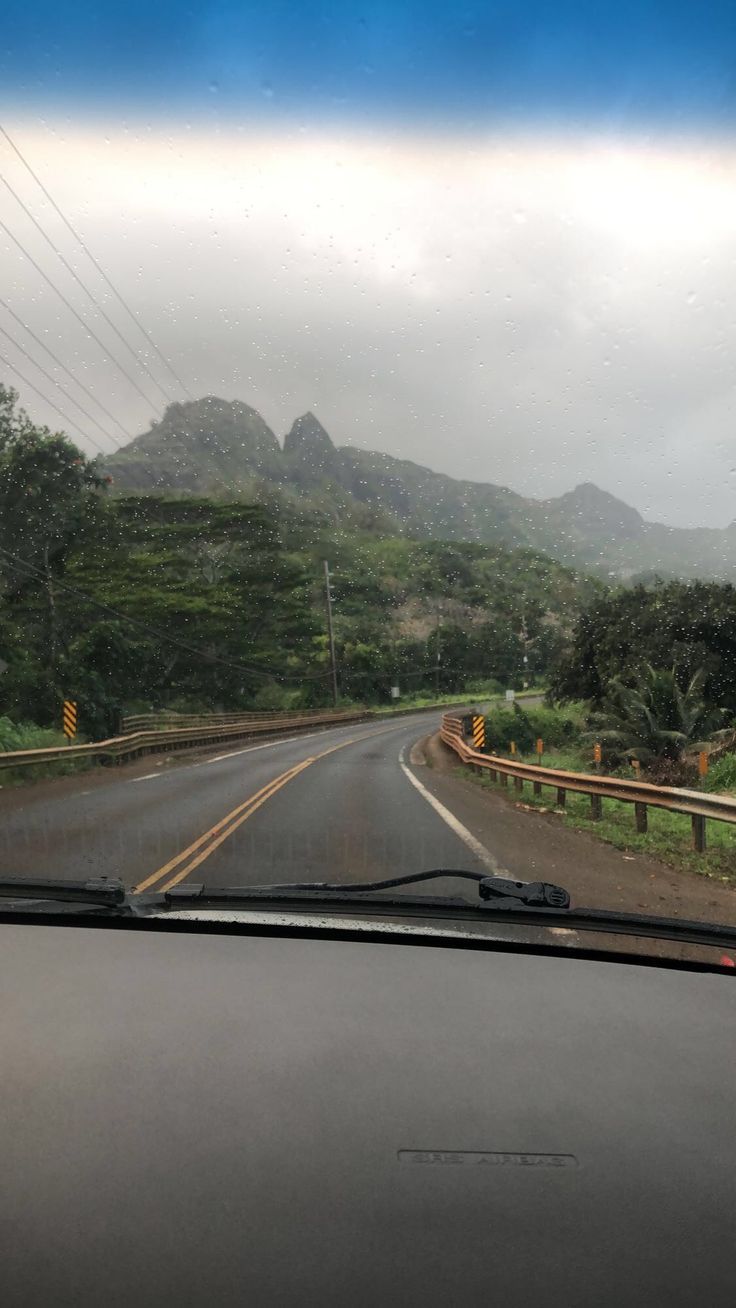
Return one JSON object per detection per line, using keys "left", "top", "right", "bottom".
{"left": 409, "top": 733, "right": 736, "bottom": 925}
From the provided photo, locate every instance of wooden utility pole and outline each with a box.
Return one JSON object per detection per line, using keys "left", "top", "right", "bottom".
{"left": 323, "top": 560, "right": 338, "bottom": 707}
{"left": 434, "top": 602, "right": 442, "bottom": 697}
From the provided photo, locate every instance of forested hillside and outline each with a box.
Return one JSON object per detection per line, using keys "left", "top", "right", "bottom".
{"left": 0, "top": 387, "right": 594, "bottom": 735}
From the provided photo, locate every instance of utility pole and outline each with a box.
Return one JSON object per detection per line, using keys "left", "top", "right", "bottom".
{"left": 323, "top": 560, "right": 338, "bottom": 707}
{"left": 434, "top": 602, "right": 442, "bottom": 698}
{"left": 519, "top": 593, "right": 530, "bottom": 688}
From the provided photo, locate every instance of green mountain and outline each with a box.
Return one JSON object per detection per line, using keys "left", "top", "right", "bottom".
{"left": 105, "top": 397, "right": 736, "bottom": 579}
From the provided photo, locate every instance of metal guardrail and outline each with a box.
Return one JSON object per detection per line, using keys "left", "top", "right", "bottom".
{"left": 0, "top": 701, "right": 467, "bottom": 777}
{"left": 0, "top": 710, "right": 369, "bottom": 773}
{"left": 121, "top": 708, "right": 347, "bottom": 731}
{"left": 441, "top": 713, "right": 736, "bottom": 853}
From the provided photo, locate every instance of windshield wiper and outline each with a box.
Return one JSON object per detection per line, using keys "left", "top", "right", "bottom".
{"left": 162, "top": 870, "right": 570, "bottom": 908}
{"left": 0, "top": 876, "right": 128, "bottom": 911}
{"left": 157, "top": 873, "right": 736, "bottom": 951}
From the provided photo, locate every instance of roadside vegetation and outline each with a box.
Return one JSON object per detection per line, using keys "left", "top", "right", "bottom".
{"left": 467, "top": 695, "right": 736, "bottom": 882}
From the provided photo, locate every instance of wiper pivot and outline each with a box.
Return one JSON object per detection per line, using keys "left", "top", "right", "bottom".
{"left": 479, "top": 876, "right": 570, "bottom": 909}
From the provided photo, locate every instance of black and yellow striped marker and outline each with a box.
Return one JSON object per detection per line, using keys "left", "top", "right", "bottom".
{"left": 62, "top": 700, "right": 77, "bottom": 740}
{"left": 471, "top": 714, "right": 485, "bottom": 751}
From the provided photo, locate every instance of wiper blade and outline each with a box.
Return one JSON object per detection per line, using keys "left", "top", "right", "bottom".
{"left": 162, "top": 870, "right": 570, "bottom": 909}
{"left": 157, "top": 875, "right": 736, "bottom": 952}
{"left": 0, "top": 876, "right": 127, "bottom": 909}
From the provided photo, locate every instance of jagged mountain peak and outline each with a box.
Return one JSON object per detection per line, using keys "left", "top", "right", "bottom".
{"left": 103, "top": 396, "right": 736, "bottom": 578}
{"left": 283, "top": 412, "right": 336, "bottom": 471}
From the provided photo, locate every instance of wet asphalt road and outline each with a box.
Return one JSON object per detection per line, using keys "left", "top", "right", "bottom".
{"left": 0, "top": 712, "right": 492, "bottom": 897}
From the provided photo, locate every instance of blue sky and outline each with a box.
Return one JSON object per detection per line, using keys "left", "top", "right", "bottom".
{"left": 4, "top": 1, "right": 736, "bottom": 128}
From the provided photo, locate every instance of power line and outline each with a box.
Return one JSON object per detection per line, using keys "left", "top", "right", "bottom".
{"left": 0, "top": 323, "right": 112, "bottom": 455}
{"left": 0, "top": 214, "right": 251, "bottom": 498}
{"left": 0, "top": 168, "right": 171, "bottom": 409}
{"left": 0, "top": 136, "right": 248, "bottom": 501}
{"left": 0, "top": 214, "right": 162, "bottom": 415}
{"left": 0, "top": 349, "right": 105, "bottom": 450}
{"left": 0, "top": 296, "right": 128, "bottom": 443}
{"left": 0, "top": 123, "right": 194, "bottom": 401}
{"left": 0, "top": 543, "right": 329, "bottom": 685}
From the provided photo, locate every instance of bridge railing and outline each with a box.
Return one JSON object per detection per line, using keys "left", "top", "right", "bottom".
{"left": 0, "top": 709, "right": 370, "bottom": 772}
{"left": 0, "top": 702, "right": 464, "bottom": 775}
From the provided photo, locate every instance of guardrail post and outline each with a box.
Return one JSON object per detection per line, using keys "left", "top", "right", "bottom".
{"left": 488, "top": 767, "right": 497, "bottom": 782}
{"left": 500, "top": 772, "right": 509, "bottom": 787}
{"left": 590, "top": 794, "right": 603, "bottom": 821}
{"left": 556, "top": 788, "right": 566, "bottom": 808}
{"left": 635, "top": 802, "right": 648, "bottom": 834}
{"left": 533, "top": 779, "right": 542, "bottom": 796}
{"left": 691, "top": 814, "right": 707, "bottom": 853}
{"left": 514, "top": 775, "right": 523, "bottom": 792}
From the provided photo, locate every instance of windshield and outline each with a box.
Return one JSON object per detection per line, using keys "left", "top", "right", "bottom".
{"left": 1, "top": 0, "right": 735, "bottom": 948}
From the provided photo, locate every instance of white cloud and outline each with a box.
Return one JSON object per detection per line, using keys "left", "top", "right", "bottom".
{"left": 1, "top": 121, "right": 735, "bottom": 527}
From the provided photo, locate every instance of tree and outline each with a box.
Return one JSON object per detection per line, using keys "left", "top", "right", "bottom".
{"left": 0, "top": 385, "right": 106, "bottom": 591}
{"left": 550, "top": 580, "right": 736, "bottom": 715}
{"left": 587, "top": 664, "right": 727, "bottom": 766}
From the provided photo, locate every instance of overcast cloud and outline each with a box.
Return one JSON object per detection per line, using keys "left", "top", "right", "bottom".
{"left": 1, "top": 122, "right": 735, "bottom": 529}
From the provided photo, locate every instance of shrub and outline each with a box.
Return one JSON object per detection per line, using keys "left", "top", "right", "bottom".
{"left": 483, "top": 704, "right": 581, "bottom": 753}
{"left": 0, "top": 716, "right": 68, "bottom": 752}
{"left": 703, "top": 753, "right": 736, "bottom": 793}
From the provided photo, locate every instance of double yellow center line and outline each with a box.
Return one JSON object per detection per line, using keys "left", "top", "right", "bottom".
{"left": 133, "top": 725, "right": 398, "bottom": 895}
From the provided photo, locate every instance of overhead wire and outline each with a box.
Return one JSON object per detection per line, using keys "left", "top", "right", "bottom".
{"left": 0, "top": 322, "right": 114, "bottom": 454}
{"left": 0, "top": 544, "right": 330, "bottom": 685}
{"left": 0, "top": 215, "right": 162, "bottom": 414}
{"left": 0, "top": 295, "right": 129, "bottom": 444}
{"left": 0, "top": 170, "right": 171, "bottom": 409}
{"left": 0, "top": 133, "right": 252, "bottom": 501}
{"left": 0, "top": 349, "right": 111, "bottom": 453}
{"left": 0, "top": 123, "right": 195, "bottom": 401}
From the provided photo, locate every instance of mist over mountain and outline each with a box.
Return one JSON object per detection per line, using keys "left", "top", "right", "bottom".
{"left": 105, "top": 398, "right": 736, "bottom": 580}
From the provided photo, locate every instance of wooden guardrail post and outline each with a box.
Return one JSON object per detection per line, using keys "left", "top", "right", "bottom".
{"left": 634, "top": 802, "right": 648, "bottom": 834}
{"left": 692, "top": 814, "right": 707, "bottom": 852}
{"left": 590, "top": 794, "right": 603, "bottom": 821}
{"left": 514, "top": 775, "right": 524, "bottom": 792}
{"left": 533, "top": 739, "right": 543, "bottom": 794}
{"left": 556, "top": 788, "right": 566, "bottom": 808}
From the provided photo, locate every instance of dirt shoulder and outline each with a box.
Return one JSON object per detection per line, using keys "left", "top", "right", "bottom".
{"left": 419, "top": 733, "right": 736, "bottom": 926}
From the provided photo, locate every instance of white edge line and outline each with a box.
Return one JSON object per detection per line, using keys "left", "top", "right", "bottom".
{"left": 127, "top": 772, "right": 161, "bottom": 783}
{"left": 398, "top": 745, "right": 503, "bottom": 875}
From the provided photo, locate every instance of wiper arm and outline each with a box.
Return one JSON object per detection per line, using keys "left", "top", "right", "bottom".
{"left": 162, "top": 870, "right": 570, "bottom": 909}
{"left": 0, "top": 876, "right": 127, "bottom": 910}
{"left": 157, "top": 874, "right": 736, "bottom": 951}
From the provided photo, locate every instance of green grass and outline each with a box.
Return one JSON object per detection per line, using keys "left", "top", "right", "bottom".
{"left": 463, "top": 761, "right": 736, "bottom": 885}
